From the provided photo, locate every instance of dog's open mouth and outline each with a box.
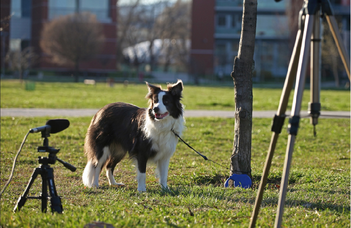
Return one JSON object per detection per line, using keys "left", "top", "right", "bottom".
{"left": 155, "top": 112, "right": 169, "bottom": 119}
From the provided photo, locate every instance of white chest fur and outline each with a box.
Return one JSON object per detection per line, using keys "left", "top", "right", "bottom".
{"left": 143, "top": 113, "right": 185, "bottom": 162}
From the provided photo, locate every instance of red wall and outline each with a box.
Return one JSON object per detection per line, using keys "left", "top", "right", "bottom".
{"left": 0, "top": 0, "right": 11, "bottom": 71}
{"left": 190, "top": 0, "right": 215, "bottom": 75}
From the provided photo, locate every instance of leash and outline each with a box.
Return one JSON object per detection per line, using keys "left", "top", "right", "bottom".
{"left": 171, "top": 129, "right": 230, "bottom": 171}
{"left": 172, "top": 129, "right": 253, "bottom": 188}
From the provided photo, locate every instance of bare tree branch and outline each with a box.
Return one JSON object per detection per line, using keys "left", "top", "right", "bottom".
{"left": 117, "top": 0, "right": 190, "bottom": 73}
{"left": 6, "top": 47, "right": 37, "bottom": 82}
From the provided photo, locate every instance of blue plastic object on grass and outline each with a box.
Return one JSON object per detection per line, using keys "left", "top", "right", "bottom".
{"left": 224, "top": 174, "right": 252, "bottom": 188}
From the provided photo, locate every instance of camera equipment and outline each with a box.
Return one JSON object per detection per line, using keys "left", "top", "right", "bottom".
{"left": 30, "top": 119, "right": 70, "bottom": 134}
{"left": 250, "top": 1, "right": 350, "bottom": 227}
{"left": 13, "top": 119, "right": 76, "bottom": 213}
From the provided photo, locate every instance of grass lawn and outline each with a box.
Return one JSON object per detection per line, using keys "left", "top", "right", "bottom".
{"left": 0, "top": 116, "right": 349, "bottom": 227}
{"left": 0, "top": 80, "right": 350, "bottom": 227}
{"left": 1, "top": 80, "right": 350, "bottom": 111}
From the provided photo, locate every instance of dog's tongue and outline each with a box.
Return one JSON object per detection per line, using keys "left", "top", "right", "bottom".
{"left": 156, "top": 112, "right": 169, "bottom": 119}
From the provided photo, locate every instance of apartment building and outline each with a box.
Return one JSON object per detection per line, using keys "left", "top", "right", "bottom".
{"left": 1, "top": 0, "right": 117, "bottom": 74}
{"left": 191, "top": 0, "right": 350, "bottom": 81}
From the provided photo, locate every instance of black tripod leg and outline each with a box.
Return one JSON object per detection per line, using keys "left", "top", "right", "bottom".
{"left": 41, "top": 167, "right": 48, "bottom": 212}
{"left": 249, "top": 20, "right": 303, "bottom": 228}
{"left": 13, "top": 168, "right": 41, "bottom": 212}
{"left": 45, "top": 167, "right": 63, "bottom": 213}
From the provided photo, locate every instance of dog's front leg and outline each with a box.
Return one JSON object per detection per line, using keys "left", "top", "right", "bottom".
{"left": 136, "top": 159, "right": 147, "bottom": 192}
{"left": 157, "top": 157, "right": 171, "bottom": 189}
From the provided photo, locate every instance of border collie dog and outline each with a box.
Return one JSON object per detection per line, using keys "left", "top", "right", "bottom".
{"left": 82, "top": 80, "right": 184, "bottom": 191}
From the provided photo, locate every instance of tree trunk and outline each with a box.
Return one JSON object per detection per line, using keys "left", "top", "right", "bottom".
{"left": 164, "top": 59, "right": 171, "bottom": 72}
{"left": 74, "top": 60, "right": 80, "bottom": 82}
{"left": 148, "top": 39, "right": 155, "bottom": 71}
{"left": 332, "top": 56, "right": 339, "bottom": 87}
{"left": 19, "top": 69, "right": 23, "bottom": 83}
{"left": 163, "top": 44, "right": 173, "bottom": 72}
{"left": 230, "top": 0, "right": 257, "bottom": 178}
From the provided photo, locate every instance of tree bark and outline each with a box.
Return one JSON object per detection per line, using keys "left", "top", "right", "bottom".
{"left": 230, "top": 0, "right": 257, "bottom": 178}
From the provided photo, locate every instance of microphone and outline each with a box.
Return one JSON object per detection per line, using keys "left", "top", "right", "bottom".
{"left": 30, "top": 119, "right": 70, "bottom": 134}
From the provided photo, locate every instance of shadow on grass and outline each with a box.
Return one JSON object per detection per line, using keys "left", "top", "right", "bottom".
{"left": 192, "top": 173, "right": 229, "bottom": 187}
{"left": 77, "top": 170, "right": 349, "bottom": 215}
{"left": 263, "top": 198, "right": 351, "bottom": 214}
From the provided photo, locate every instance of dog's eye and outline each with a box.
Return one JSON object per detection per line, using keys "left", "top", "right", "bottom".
{"left": 163, "top": 97, "right": 169, "bottom": 105}
{"left": 153, "top": 95, "right": 158, "bottom": 103}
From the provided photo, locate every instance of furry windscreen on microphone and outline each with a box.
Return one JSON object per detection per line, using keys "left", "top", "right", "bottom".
{"left": 46, "top": 119, "right": 70, "bottom": 133}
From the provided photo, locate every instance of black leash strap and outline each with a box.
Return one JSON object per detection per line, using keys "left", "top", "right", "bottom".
{"left": 171, "top": 129, "right": 230, "bottom": 171}
{"left": 171, "top": 129, "right": 208, "bottom": 160}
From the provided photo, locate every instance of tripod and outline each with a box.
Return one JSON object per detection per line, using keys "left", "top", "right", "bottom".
{"left": 14, "top": 136, "right": 76, "bottom": 213}
{"left": 249, "top": 0, "right": 350, "bottom": 227}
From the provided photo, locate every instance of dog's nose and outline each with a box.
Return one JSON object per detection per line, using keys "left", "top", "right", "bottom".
{"left": 153, "top": 107, "right": 159, "bottom": 113}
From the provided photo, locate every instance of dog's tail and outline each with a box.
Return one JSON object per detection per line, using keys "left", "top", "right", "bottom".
{"left": 82, "top": 161, "right": 96, "bottom": 187}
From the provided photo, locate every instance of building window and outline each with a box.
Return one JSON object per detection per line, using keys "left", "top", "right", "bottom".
{"left": 260, "top": 42, "right": 274, "bottom": 71}
{"left": 11, "top": 0, "right": 32, "bottom": 18}
{"left": 217, "top": 14, "right": 226, "bottom": 27}
{"left": 10, "top": 0, "right": 32, "bottom": 42}
{"left": 48, "top": 0, "right": 76, "bottom": 19}
{"left": 215, "top": 43, "right": 226, "bottom": 54}
{"left": 9, "top": 39, "right": 31, "bottom": 51}
{"left": 81, "top": 0, "right": 110, "bottom": 22}
{"left": 231, "top": 13, "right": 241, "bottom": 29}
{"left": 49, "top": 0, "right": 111, "bottom": 22}
{"left": 231, "top": 42, "right": 239, "bottom": 52}
{"left": 10, "top": 39, "right": 21, "bottom": 51}
{"left": 21, "top": 0, "right": 32, "bottom": 18}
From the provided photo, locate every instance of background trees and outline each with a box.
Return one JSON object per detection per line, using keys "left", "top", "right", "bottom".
{"left": 5, "top": 47, "right": 37, "bottom": 82}
{"left": 40, "top": 12, "right": 104, "bottom": 82}
{"left": 116, "top": 0, "right": 144, "bottom": 71}
{"left": 156, "top": 0, "right": 191, "bottom": 72}
{"left": 117, "top": 0, "right": 191, "bottom": 73}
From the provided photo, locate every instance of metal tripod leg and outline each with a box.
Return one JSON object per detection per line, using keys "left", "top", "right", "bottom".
{"left": 274, "top": 14, "right": 315, "bottom": 228}
{"left": 325, "top": 15, "right": 350, "bottom": 79}
{"left": 250, "top": 1, "right": 350, "bottom": 227}
{"left": 309, "top": 11, "right": 321, "bottom": 134}
{"left": 249, "top": 26, "right": 303, "bottom": 228}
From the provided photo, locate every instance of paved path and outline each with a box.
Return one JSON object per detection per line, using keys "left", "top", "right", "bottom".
{"left": 1, "top": 108, "right": 349, "bottom": 118}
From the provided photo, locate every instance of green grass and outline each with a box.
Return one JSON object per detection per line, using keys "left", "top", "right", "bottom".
{"left": 0, "top": 116, "right": 349, "bottom": 227}
{"left": 1, "top": 80, "right": 350, "bottom": 111}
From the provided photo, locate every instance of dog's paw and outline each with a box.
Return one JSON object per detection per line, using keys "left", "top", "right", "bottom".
{"left": 111, "top": 183, "right": 125, "bottom": 188}
{"left": 137, "top": 183, "right": 146, "bottom": 192}
{"left": 138, "top": 187, "right": 146, "bottom": 192}
{"left": 160, "top": 183, "right": 168, "bottom": 189}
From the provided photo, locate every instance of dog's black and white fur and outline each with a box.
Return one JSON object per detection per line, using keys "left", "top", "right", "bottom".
{"left": 82, "top": 80, "right": 184, "bottom": 191}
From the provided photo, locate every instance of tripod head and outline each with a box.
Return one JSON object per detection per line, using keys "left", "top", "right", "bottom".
{"left": 37, "top": 136, "right": 76, "bottom": 172}
{"left": 34, "top": 119, "right": 76, "bottom": 172}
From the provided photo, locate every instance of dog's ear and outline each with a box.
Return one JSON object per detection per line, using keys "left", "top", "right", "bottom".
{"left": 145, "top": 82, "right": 162, "bottom": 99}
{"left": 167, "top": 80, "right": 183, "bottom": 97}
